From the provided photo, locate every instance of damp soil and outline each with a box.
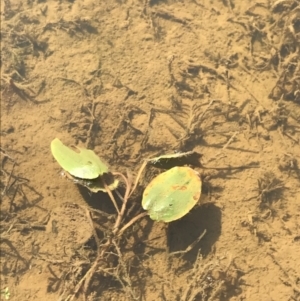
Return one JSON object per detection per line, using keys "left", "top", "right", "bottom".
{"left": 1, "top": 1, "right": 300, "bottom": 301}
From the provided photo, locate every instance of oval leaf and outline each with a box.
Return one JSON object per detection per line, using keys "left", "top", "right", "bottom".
{"left": 142, "top": 166, "right": 202, "bottom": 222}
{"left": 51, "top": 138, "right": 109, "bottom": 179}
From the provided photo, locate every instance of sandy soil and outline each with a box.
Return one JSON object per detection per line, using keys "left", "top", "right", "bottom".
{"left": 1, "top": 0, "right": 300, "bottom": 301}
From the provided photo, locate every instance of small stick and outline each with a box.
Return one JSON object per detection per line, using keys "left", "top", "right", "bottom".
{"left": 0, "top": 148, "right": 15, "bottom": 162}
{"left": 197, "top": 99, "right": 215, "bottom": 122}
{"left": 84, "top": 207, "right": 101, "bottom": 249}
{"left": 202, "top": 162, "right": 260, "bottom": 171}
{"left": 85, "top": 101, "right": 97, "bottom": 149}
{"left": 112, "top": 240, "right": 137, "bottom": 299}
{"left": 168, "top": 54, "right": 176, "bottom": 87}
{"left": 2, "top": 161, "right": 16, "bottom": 196}
{"left": 169, "top": 229, "right": 207, "bottom": 257}
{"left": 226, "top": 0, "right": 233, "bottom": 12}
{"left": 181, "top": 254, "right": 215, "bottom": 301}
{"left": 8, "top": 182, "right": 19, "bottom": 212}
{"left": 207, "top": 280, "right": 225, "bottom": 301}
{"left": 222, "top": 131, "right": 239, "bottom": 150}
{"left": 226, "top": 70, "right": 232, "bottom": 105}
{"left": 268, "top": 252, "right": 300, "bottom": 294}
{"left": 204, "top": 131, "right": 239, "bottom": 164}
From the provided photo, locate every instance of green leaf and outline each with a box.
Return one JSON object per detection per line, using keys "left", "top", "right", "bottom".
{"left": 51, "top": 138, "right": 109, "bottom": 179}
{"left": 142, "top": 166, "right": 202, "bottom": 222}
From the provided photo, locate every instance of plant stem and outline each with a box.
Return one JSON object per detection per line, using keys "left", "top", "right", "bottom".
{"left": 101, "top": 178, "right": 120, "bottom": 214}
{"left": 118, "top": 212, "right": 148, "bottom": 236}
{"left": 128, "top": 160, "right": 148, "bottom": 198}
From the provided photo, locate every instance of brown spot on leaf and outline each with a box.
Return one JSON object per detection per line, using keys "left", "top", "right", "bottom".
{"left": 172, "top": 185, "right": 187, "bottom": 190}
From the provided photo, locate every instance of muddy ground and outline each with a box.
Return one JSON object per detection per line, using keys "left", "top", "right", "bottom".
{"left": 1, "top": 0, "right": 300, "bottom": 301}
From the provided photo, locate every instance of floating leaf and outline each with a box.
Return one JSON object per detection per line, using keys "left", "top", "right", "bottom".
{"left": 51, "top": 138, "right": 109, "bottom": 179}
{"left": 142, "top": 166, "right": 202, "bottom": 222}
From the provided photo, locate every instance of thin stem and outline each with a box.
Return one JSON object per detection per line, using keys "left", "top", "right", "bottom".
{"left": 128, "top": 160, "right": 148, "bottom": 198}
{"left": 118, "top": 212, "right": 148, "bottom": 237}
{"left": 113, "top": 172, "right": 131, "bottom": 202}
{"left": 101, "top": 178, "right": 120, "bottom": 214}
{"left": 111, "top": 172, "right": 131, "bottom": 234}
